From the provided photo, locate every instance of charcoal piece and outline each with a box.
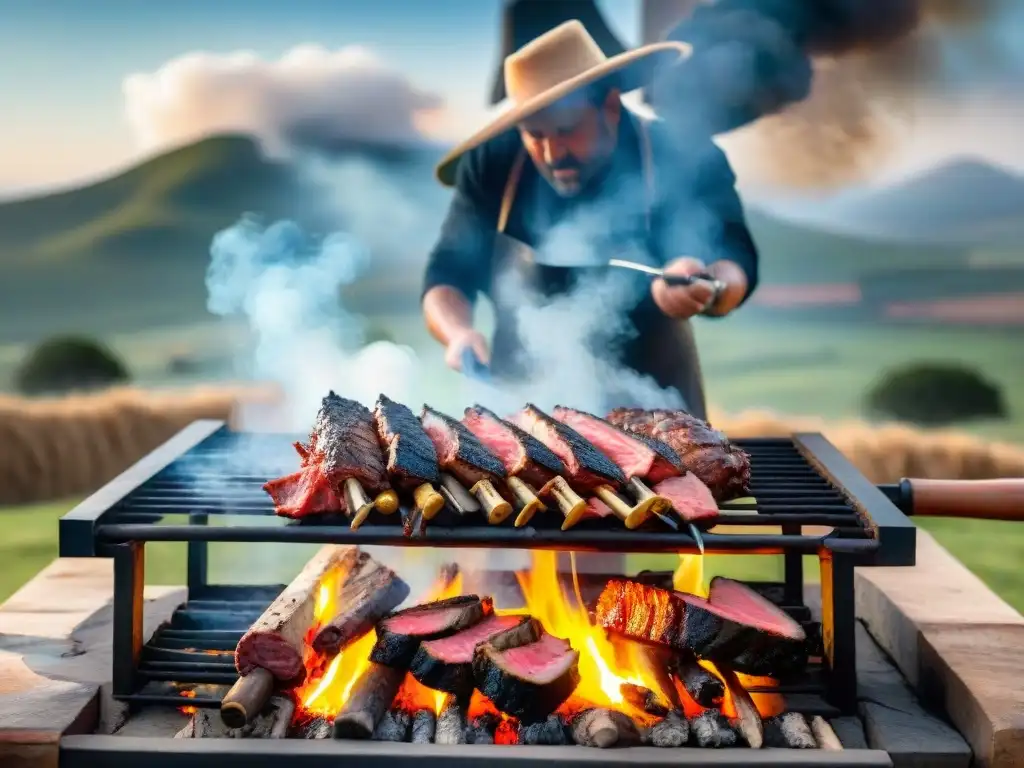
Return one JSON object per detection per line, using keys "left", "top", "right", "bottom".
{"left": 463, "top": 405, "right": 565, "bottom": 488}
{"left": 518, "top": 714, "right": 569, "bottom": 745}
{"left": 620, "top": 683, "right": 669, "bottom": 717}
{"left": 332, "top": 663, "right": 405, "bottom": 740}
{"left": 513, "top": 404, "right": 626, "bottom": 492}
{"left": 311, "top": 551, "right": 410, "bottom": 656}
{"left": 410, "top": 614, "right": 534, "bottom": 697}
{"left": 764, "top": 713, "right": 816, "bottom": 749}
{"left": 374, "top": 394, "right": 440, "bottom": 489}
{"left": 648, "top": 710, "right": 689, "bottom": 748}
{"left": 464, "top": 713, "right": 498, "bottom": 744}
{"left": 435, "top": 703, "right": 467, "bottom": 745}
{"left": 810, "top": 715, "right": 844, "bottom": 750}
{"left": 372, "top": 710, "right": 411, "bottom": 742}
{"left": 672, "top": 653, "right": 724, "bottom": 708}
{"left": 472, "top": 619, "right": 579, "bottom": 722}
{"left": 570, "top": 708, "right": 642, "bottom": 749}
{"left": 297, "top": 716, "right": 332, "bottom": 740}
{"left": 371, "top": 595, "right": 493, "bottom": 669}
{"left": 690, "top": 710, "right": 738, "bottom": 748}
{"left": 411, "top": 709, "right": 436, "bottom": 744}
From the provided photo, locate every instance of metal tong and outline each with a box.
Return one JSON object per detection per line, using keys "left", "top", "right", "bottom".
{"left": 607, "top": 258, "right": 717, "bottom": 286}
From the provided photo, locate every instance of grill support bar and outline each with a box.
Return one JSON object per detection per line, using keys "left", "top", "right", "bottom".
{"left": 187, "top": 512, "right": 210, "bottom": 594}
{"left": 113, "top": 542, "right": 144, "bottom": 698}
{"left": 820, "top": 552, "right": 857, "bottom": 714}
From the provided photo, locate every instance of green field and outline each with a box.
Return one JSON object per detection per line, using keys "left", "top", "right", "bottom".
{"left": 3, "top": 498, "right": 1021, "bottom": 615}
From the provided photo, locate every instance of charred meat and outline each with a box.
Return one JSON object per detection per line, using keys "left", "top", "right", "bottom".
{"left": 262, "top": 466, "right": 340, "bottom": 519}
{"left": 463, "top": 404, "right": 565, "bottom": 488}
{"left": 371, "top": 595, "right": 493, "bottom": 669}
{"left": 421, "top": 405, "right": 506, "bottom": 488}
{"left": 373, "top": 394, "right": 439, "bottom": 491}
{"left": 606, "top": 408, "right": 750, "bottom": 500}
{"left": 512, "top": 404, "right": 625, "bottom": 493}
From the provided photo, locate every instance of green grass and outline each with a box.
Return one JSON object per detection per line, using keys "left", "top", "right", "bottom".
{"left": 3, "top": 498, "right": 1022, "bottom": 616}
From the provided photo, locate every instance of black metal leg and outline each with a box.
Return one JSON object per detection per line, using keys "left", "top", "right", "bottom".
{"left": 782, "top": 525, "right": 804, "bottom": 605}
{"left": 113, "top": 541, "right": 144, "bottom": 698}
{"left": 819, "top": 551, "right": 857, "bottom": 714}
{"left": 187, "top": 512, "right": 210, "bottom": 597}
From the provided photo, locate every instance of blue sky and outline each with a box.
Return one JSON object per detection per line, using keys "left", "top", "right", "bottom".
{"left": 0, "top": 0, "right": 639, "bottom": 189}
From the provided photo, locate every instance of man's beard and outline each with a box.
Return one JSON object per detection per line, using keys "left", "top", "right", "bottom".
{"left": 544, "top": 123, "right": 616, "bottom": 198}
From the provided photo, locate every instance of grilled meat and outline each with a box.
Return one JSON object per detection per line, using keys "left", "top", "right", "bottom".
{"left": 606, "top": 408, "right": 750, "bottom": 501}
{"left": 262, "top": 466, "right": 340, "bottom": 519}
{"left": 309, "top": 392, "right": 390, "bottom": 494}
{"left": 370, "top": 595, "right": 493, "bottom": 669}
{"left": 421, "top": 405, "right": 506, "bottom": 488}
{"left": 653, "top": 473, "right": 719, "bottom": 523}
{"left": 513, "top": 404, "right": 625, "bottom": 493}
{"left": 374, "top": 394, "right": 439, "bottom": 491}
{"left": 463, "top": 404, "right": 565, "bottom": 487}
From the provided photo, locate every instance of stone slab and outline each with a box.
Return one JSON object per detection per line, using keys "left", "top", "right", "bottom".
{"left": 0, "top": 557, "right": 186, "bottom": 768}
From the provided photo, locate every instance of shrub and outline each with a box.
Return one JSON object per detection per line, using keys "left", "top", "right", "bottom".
{"left": 864, "top": 361, "right": 1007, "bottom": 427}
{"left": 14, "top": 335, "right": 130, "bottom": 395}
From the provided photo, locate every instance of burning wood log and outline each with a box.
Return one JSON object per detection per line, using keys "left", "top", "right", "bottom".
{"left": 332, "top": 663, "right": 406, "bottom": 740}
{"left": 422, "top": 406, "right": 512, "bottom": 524}
{"left": 435, "top": 700, "right": 467, "bottom": 745}
{"left": 672, "top": 652, "right": 725, "bottom": 708}
{"left": 297, "top": 716, "right": 333, "bottom": 739}
{"left": 180, "top": 697, "right": 293, "bottom": 739}
{"left": 717, "top": 665, "right": 764, "bottom": 748}
{"left": 411, "top": 709, "right": 436, "bottom": 744}
{"left": 518, "top": 714, "right": 569, "bottom": 745}
{"left": 810, "top": 715, "right": 844, "bottom": 750}
{"left": 464, "top": 713, "right": 498, "bottom": 744}
{"left": 764, "top": 712, "right": 816, "bottom": 749}
{"left": 176, "top": 710, "right": 221, "bottom": 739}
{"left": 646, "top": 710, "right": 689, "bottom": 747}
{"left": 372, "top": 709, "right": 412, "bottom": 742}
{"left": 570, "top": 708, "right": 642, "bottom": 749}
{"left": 371, "top": 595, "right": 493, "bottom": 669}
{"left": 310, "top": 551, "right": 410, "bottom": 656}
{"left": 690, "top": 709, "right": 738, "bottom": 748}
{"left": 620, "top": 683, "right": 669, "bottom": 717}
{"left": 224, "top": 545, "right": 358, "bottom": 727}
{"left": 632, "top": 645, "right": 683, "bottom": 713}
{"left": 540, "top": 476, "right": 588, "bottom": 529}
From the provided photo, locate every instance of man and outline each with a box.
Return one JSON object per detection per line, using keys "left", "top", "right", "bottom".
{"left": 422, "top": 21, "right": 759, "bottom": 419}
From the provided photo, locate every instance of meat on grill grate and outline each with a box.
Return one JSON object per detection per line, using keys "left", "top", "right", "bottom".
{"left": 652, "top": 473, "right": 719, "bottom": 524}
{"left": 374, "top": 394, "right": 440, "bottom": 490}
{"left": 371, "top": 595, "right": 493, "bottom": 669}
{"left": 421, "top": 405, "right": 507, "bottom": 488}
{"left": 512, "top": 404, "right": 625, "bottom": 493}
{"left": 605, "top": 408, "right": 750, "bottom": 501}
{"left": 463, "top": 404, "right": 565, "bottom": 488}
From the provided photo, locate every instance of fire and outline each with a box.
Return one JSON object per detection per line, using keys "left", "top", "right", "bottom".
{"left": 178, "top": 689, "right": 197, "bottom": 715}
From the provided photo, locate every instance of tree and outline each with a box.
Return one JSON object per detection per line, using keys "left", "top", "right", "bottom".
{"left": 14, "top": 335, "right": 130, "bottom": 395}
{"left": 864, "top": 361, "right": 1007, "bottom": 427}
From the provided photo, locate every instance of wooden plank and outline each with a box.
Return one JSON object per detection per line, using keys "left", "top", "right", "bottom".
{"left": 0, "top": 558, "right": 185, "bottom": 767}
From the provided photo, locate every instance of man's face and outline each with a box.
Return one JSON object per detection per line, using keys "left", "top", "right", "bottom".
{"left": 518, "top": 88, "right": 622, "bottom": 197}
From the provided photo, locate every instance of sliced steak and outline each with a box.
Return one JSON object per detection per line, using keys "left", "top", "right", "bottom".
{"left": 552, "top": 406, "right": 683, "bottom": 483}
{"left": 473, "top": 618, "right": 580, "bottom": 722}
{"left": 512, "top": 404, "right": 625, "bottom": 493}
{"left": 374, "top": 394, "right": 439, "bottom": 491}
{"left": 463, "top": 404, "right": 564, "bottom": 488}
{"left": 262, "top": 466, "right": 340, "bottom": 519}
{"left": 410, "top": 614, "right": 534, "bottom": 697}
{"left": 595, "top": 579, "right": 808, "bottom": 677}
{"left": 421, "top": 405, "right": 506, "bottom": 488}
{"left": 606, "top": 408, "right": 751, "bottom": 501}
{"left": 311, "top": 391, "right": 390, "bottom": 495}
{"left": 653, "top": 473, "right": 719, "bottom": 523}
{"left": 370, "top": 595, "right": 493, "bottom": 669}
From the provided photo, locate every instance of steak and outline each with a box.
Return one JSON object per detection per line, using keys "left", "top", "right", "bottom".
{"left": 421, "top": 405, "right": 506, "bottom": 488}
{"left": 463, "top": 404, "right": 564, "bottom": 488}
{"left": 552, "top": 406, "right": 683, "bottom": 483}
{"left": 374, "top": 394, "right": 439, "bottom": 491}
{"left": 605, "top": 408, "right": 750, "bottom": 501}
{"left": 594, "top": 579, "right": 808, "bottom": 677}
{"left": 309, "top": 391, "right": 390, "bottom": 495}
{"left": 512, "top": 404, "right": 625, "bottom": 493}
{"left": 473, "top": 618, "right": 581, "bottom": 722}
{"left": 653, "top": 473, "right": 719, "bottom": 523}
{"left": 370, "top": 595, "right": 493, "bottom": 669}
{"left": 262, "top": 466, "right": 340, "bottom": 519}
{"left": 410, "top": 614, "right": 534, "bottom": 697}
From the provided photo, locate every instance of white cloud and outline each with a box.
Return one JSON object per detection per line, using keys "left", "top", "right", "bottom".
{"left": 122, "top": 45, "right": 450, "bottom": 154}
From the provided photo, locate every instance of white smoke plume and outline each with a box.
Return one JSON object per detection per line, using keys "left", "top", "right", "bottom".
{"left": 122, "top": 45, "right": 449, "bottom": 155}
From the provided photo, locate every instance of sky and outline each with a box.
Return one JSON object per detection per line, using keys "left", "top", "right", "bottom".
{"left": 1, "top": 0, "right": 1022, "bottom": 197}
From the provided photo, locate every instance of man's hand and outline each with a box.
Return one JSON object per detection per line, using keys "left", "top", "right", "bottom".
{"left": 444, "top": 328, "right": 490, "bottom": 372}
{"left": 651, "top": 257, "right": 717, "bottom": 320}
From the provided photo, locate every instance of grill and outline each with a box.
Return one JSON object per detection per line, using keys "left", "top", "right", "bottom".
{"left": 58, "top": 419, "right": 918, "bottom": 767}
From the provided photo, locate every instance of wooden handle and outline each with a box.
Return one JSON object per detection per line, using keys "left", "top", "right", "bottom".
{"left": 907, "top": 478, "right": 1024, "bottom": 521}
{"left": 412, "top": 483, "right": 445, "bottom": 521}
{"left": 374, "top": 490, "right": 400, "bottom": 515}
{"left": 507, "top": 477, "right": 546, "bottom": 528}
{"left": 540, "top": 476, "right": 588, "bottom": 530}
{"left": 345, "top": 478, "right": 375, "bottom": 529}
{"left": 470, "top": 479, "right": 514, "bottom": 525}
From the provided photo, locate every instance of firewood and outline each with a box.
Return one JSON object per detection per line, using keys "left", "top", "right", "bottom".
{"left": 811, "top": 715, "right": 844, "bottom": 750}
{"left": 690, "top": 709, "right": 738, "bottom": 748}
{"left": 717, "top": 664, "right": 763, "bottom": 748}
{"left": 297, "top": 716, "right": 332, "bottom": 739}
{"left": 620, "top": 683, "right": 669, "bottom": 717}
{"left": 332, "top": 662, "right": 405, "bottom": 740}
{"left": 672, "top": 652, "right": 725, "bottom": 708}
{"left": 411, "top": 709, "right": 436, "bottom": 744}
{"left": 646, "top": 710, "right": 689, "bottom": 748}
{"left": 570, "top": 708, "right": 642, "bottom": 749}
{"left": 435, "top": 701, "right": 467, "bottom": 745}
{"left": 764, "top": 712, "right": 816, "bottom": 749}
{"left": 372, "top": 709, "right": 411, "bottom": 742}
{"left": 220, "top": 669, "right": 274, "bottom": 729}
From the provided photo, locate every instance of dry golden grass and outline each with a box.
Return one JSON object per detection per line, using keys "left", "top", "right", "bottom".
{"left": 0, "top": 388, "right": 1021, "bottom": 506}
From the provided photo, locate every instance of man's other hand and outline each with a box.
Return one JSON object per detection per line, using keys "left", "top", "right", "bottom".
{"left": 652, "top": 257, "right": 715, "bottom": 320}
{"left": 445, "top": 329, "right": 491, "bottom": 372}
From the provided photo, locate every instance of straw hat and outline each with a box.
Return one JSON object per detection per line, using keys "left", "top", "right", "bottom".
{"left": 435, "top": 20, "right": 691, "bottom": 187}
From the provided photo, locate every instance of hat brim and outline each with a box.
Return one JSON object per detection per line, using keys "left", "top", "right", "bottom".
{"left": 435, "top": 41, "right": 691, "bottom": 188}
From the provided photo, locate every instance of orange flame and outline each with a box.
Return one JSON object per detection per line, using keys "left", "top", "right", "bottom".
{"left": 178, "top": 689, "right": 197, "bottom": 716}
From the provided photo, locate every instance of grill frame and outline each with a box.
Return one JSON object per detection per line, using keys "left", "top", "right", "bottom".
{"left": 58, "top": 419, "right": 919, "bottom": 720}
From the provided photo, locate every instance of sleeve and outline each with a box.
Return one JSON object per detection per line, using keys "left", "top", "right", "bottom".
{"left": 653, "top": 137, "right": 760, "bottom": 306}
{"left": 421, "top": 148, "right": 498, "bottom": 304}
